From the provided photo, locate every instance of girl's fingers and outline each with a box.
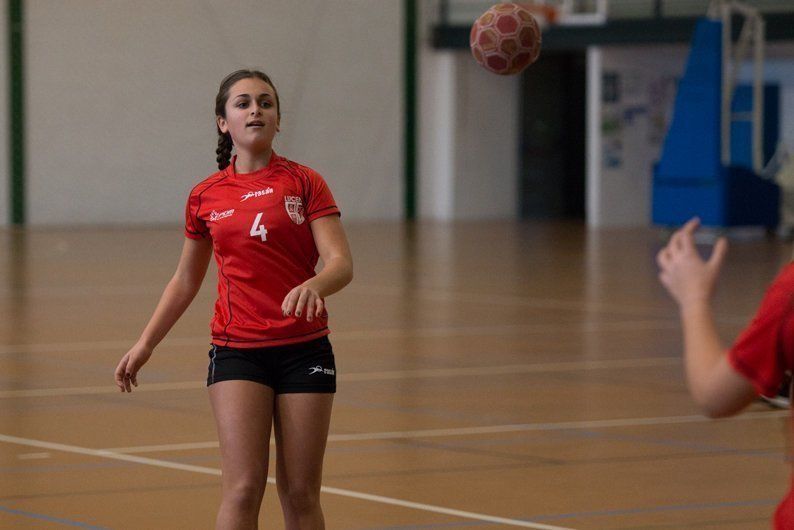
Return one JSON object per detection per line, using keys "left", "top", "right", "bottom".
{"left": 282, "top": 289, "right": 297, "bottom": 316}
{"left": 115, "top": 358, "right": 128, "bottom": 391}
{"left": 656, "top": 247, "right": 670, "bottom": 269}
{"left": 682, "top": 217, "right": 700, "bottom": 233}
{"left": 295, "top": 289, "right": 311, "bottom": 317}
{"left": 305, "top": 297, "right": 316, "bottom": 322}
{"left": 315, "top": 298, "right": 324, "bottom": 318}
{"left": 708, "top": 237, "right": 729, "bottom": 272}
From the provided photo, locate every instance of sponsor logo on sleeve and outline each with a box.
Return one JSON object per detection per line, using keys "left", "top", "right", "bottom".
{"left": 209, "top": 209, "right": 235, "bottom": 222}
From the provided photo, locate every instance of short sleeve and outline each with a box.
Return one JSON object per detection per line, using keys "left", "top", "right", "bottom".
{"left": 303, "top": 168, "right": 340, "bottom": 223}
{"left": 728, "top": 265, "right": 794, "bottom": 397}
{"left": 184, "top": 188, "right": 209, "bottom": 240}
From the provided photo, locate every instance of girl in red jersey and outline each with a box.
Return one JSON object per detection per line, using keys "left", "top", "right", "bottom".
{"left": 657, "top": 217, "right": 793, "bottom": 529}
{"left": 114, "top": 70, "right": 353, "bottom": 530}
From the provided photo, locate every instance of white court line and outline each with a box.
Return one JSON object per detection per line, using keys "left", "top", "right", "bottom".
{"left": 102, "top": 409, "right": 790, "bottom": 454}
{"left": 0, "top": 433, "right": 573, "bottom": 530}
{"left": 350, "top": 284, "right": 751, "bottom": 324}
{"left": 0, "top": 357, "right": 681, "bottom": 399}
{"left": 0, "top": 319, "right": 683, "bottom": 356}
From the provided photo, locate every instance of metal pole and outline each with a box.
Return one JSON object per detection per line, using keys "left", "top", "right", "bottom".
{"left": 404, "top": 0, "right": 417, "bottom": 220}
{"left": 753, "top": 16, "right": 765, "bottom": 172}
{"left": 8, "top": 0, "right": 25, "bottom": 225}
{"left": 721, "top": 2, "right": 731, "bottom": 166}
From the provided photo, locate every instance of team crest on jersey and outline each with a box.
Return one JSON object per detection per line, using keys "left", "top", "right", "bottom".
{"left": 209, "top": 209, "right": 235, "bottom": 222}
{"left": 284, "top": 196, "right": 305, "bottom": 225}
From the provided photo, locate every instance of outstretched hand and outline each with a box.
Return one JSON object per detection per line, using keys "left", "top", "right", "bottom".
{"left": 656, "top": 217, "right": 729, "bottom": 309}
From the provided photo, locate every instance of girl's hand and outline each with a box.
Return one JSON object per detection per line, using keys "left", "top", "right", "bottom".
{"left": 281, "top": 284, "right": 324, "bottom": 322}
{"left": 114, "top": 343, "right": 153, "bottom": 392}
{"left": 656, "top": 217, "right": 728, "bottom": 309}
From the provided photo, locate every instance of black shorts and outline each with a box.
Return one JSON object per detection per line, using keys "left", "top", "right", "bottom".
{"left": 207, "top": 336, "right": 336, "bottom": 394}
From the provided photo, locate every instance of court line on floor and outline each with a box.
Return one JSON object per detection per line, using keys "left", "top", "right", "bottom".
{"left": 0, "top": 504, "right": 110, "bottom": 529}
{"left": 0, "top": 433, "right": 573, "bottom": 530}
{"left": 0, "top": 356, "right": 682, "bottom": 399}
{"left": 0, "top": 319, "right": 685, "bottom": 356}
{"left": 100, "top": 410, "right": 789, "bottom": 454}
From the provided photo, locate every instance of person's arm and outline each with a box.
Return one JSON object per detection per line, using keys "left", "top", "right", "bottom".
{"left": 656, "top": 218, "right": 757, "bottom": 418}
{"left": 114, "top": 237, "right": 214, "bottom": 392}
{"left": 281, "top": 215, "right": 353, "bottom": 321}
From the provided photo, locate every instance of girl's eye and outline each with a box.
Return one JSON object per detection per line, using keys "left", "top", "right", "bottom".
{"left": 236, "top": 102, "right": 248, "bottom": 108}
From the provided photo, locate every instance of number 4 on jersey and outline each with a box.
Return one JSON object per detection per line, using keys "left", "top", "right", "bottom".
{"left": 250, "top": 212, "right": 268, "bottom": 242}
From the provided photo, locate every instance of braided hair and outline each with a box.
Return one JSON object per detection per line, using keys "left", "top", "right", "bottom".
{"left": 214, "top": 69, "right": 281, "bottom": 170}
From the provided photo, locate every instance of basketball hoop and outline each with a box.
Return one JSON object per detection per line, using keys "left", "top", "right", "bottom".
{"left": 520, "top": 3, "right": 560, "bottom": 29}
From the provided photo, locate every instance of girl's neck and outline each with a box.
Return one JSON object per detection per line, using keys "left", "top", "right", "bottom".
{"left": 234, "top": 148, "right": 273, "bottom": 174}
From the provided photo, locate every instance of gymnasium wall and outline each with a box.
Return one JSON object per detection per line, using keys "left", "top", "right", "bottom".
{"left": 0, "top": 9, "right": 8, "bottom": 227}
{"left": 593, "top": 44, "right": 688, "bottom": 227}
{"left": 452, "top": 58, "right": 519, "bottom": 219}
{"left": 418, "top": 0, "right": 519, "bottom": 220}
{"left": 24, "top": 0, "right": 402, "bottom": 226}
{"left": 594, "top": 42, "right": 794, "bottom": 228}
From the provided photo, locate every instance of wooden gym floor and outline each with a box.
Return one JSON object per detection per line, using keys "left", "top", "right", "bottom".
{"left": 0, "top": 220, "right": 791, "bottom": 529}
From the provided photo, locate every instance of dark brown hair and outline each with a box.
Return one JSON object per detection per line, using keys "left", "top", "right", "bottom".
{"left": 214, "top": 69, "right": 281, "bottom": 170}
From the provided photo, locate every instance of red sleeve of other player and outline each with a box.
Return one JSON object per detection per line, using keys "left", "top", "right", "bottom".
{"left": 728, "top": 263, "right": 794, "bottom": 397}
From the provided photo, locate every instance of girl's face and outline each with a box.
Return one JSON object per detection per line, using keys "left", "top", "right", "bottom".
{"left": 217, "top": 77, "right": 280, "bottom": 154}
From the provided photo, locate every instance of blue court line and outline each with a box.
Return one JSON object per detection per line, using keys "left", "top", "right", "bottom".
{"left": 0, "top": 504, "right": 111, "bottom": 529}
{"left": 354, "top": 499, "right": 780, "bottom": 530}
{"left": 558, "top": 428, "right": 785, "bottom": 462}
{"left": 356, "top": 522, "right": 497, "bottom": 530}
{"left": 528, "top": 498, "right": 779, "bottom": 522}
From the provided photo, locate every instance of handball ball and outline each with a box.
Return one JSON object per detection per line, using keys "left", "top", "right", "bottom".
{"left": 470, "top": 3, "right": 542, "bottom": 76}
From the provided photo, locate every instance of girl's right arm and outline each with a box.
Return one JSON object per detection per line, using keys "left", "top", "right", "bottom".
{"left": 114, "top": 237, "right": 214, "bottom": 392}
{"left": 656, "top": 218, "right": 756, "bottom": 417}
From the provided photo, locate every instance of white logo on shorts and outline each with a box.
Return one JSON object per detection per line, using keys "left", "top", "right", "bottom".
{"left": 309, "top": 365, "right": 334, "bottom": 376}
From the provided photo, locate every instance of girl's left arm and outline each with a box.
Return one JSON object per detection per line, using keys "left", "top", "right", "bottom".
{"left": 282, "top": 215, "right": 353, "bottom": 321}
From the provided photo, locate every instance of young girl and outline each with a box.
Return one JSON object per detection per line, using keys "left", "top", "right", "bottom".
{"left": 114, "top": 69, "right": 353, "bottom": 530}
{"left": 657, "top": 217, "right": 793, "bottom": 528}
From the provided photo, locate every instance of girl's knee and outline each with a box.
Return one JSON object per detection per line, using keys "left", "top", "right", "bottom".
{"left": 224, "top": 478, "right": 266, "bottom": 511}
{"left": 280, "top": 483, "right": 321, "bottom": 513}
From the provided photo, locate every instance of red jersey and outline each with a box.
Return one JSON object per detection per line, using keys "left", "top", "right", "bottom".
{"left": 185, "top": 152, "right": 340, "bottom": 348}
{"left": 728, "top": 263, "right": 794, "bottom": 529}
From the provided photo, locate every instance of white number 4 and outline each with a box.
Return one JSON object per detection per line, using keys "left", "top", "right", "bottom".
{"left": 249, "top": 212, "right": 268, "bottom": 242}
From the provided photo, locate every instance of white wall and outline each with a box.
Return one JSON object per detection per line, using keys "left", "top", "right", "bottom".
{"left": 0, "top": 7, "right": 8, "bottom": 227}
{"left": 453, "top": 57, "right": 519, "bottom": 218}
{"left": 25, "top": 0, "right": 402, "bottom": 225}
{"left": 591, "top": 44, "right": 688, "bottom": 227}
{"left": 418, "top": 0, "right": 519, "bottom": 220}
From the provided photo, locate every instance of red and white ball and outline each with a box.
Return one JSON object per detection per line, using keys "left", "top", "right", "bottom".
{"left": 470, "top": 3, "right": 543, "bottom": 76}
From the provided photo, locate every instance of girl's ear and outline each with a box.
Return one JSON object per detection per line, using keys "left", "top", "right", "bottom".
{"left": 275, "top": 118, "right": 280, "bottom": 132}
{"left": 217, "top": 116, "right": 228, "bottom": 134}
